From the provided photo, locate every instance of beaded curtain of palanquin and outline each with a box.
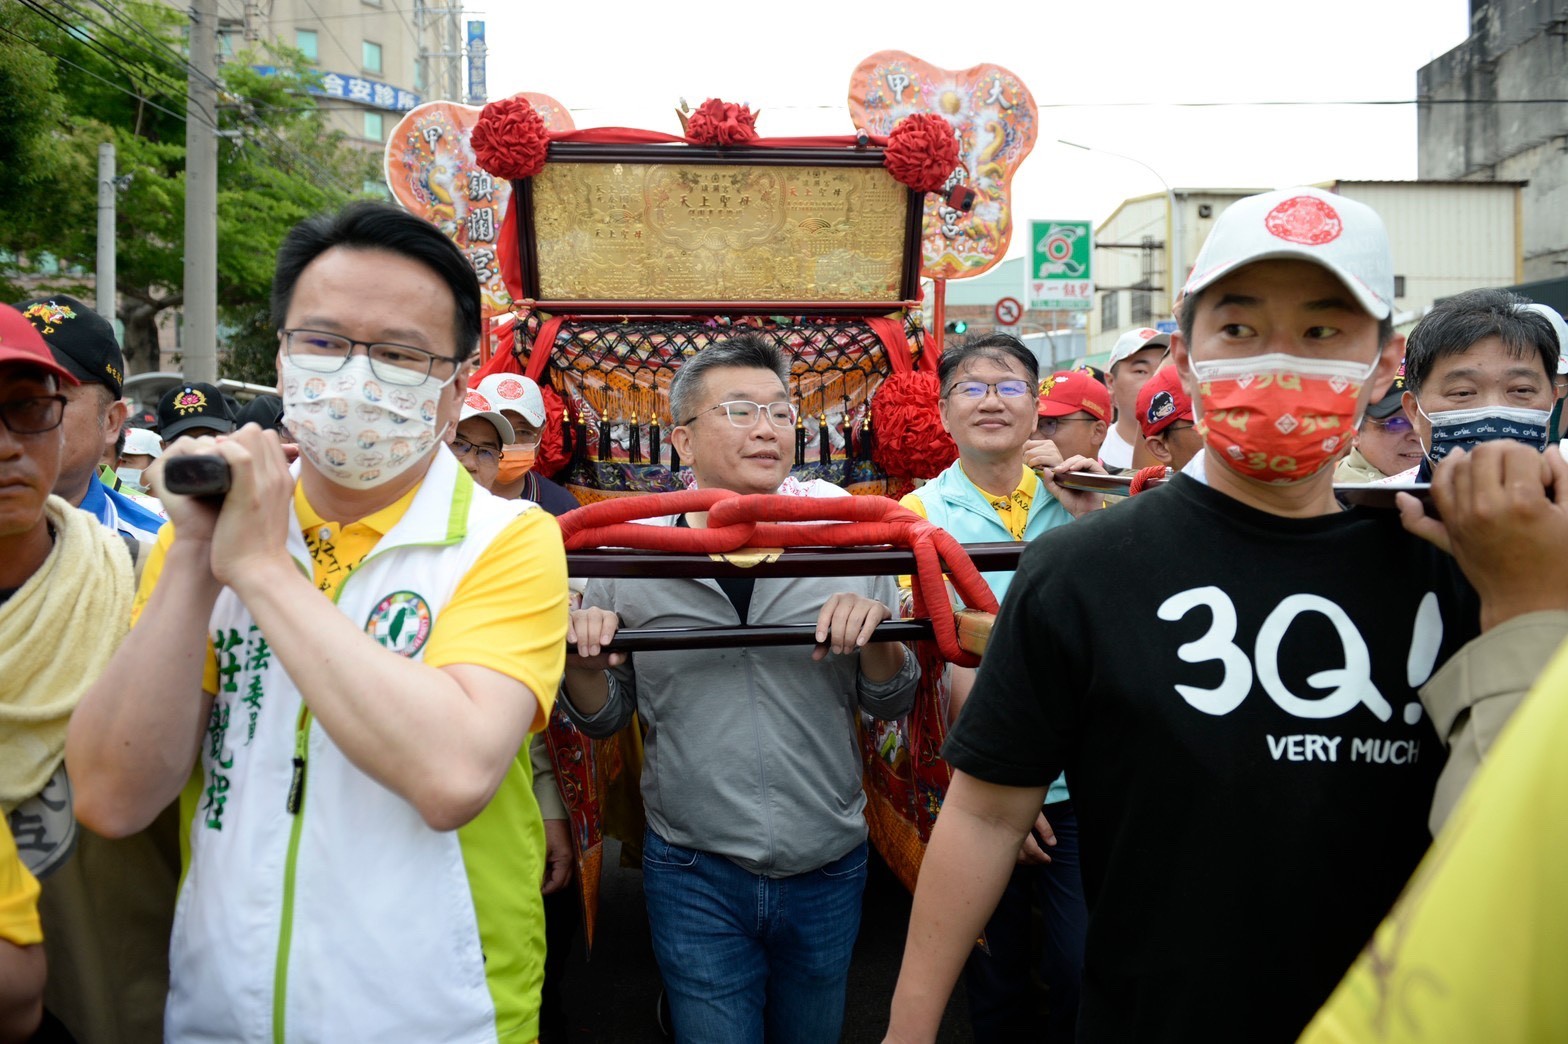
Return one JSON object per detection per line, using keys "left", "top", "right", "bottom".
{"left": 511, "top": 310, "right": 927, "bottom": 503}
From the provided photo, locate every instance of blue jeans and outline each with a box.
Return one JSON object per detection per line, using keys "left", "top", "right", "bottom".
{"left": 641, "top": 828, "right": 868, "bottom": 1044}
{"left": 962, "top": 801, "right": 1086, "bottom": 1041}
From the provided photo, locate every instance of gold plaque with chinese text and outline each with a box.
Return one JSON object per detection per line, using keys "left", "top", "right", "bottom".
{"left": 530, "top": 162, "right": 910, "bottom": 303}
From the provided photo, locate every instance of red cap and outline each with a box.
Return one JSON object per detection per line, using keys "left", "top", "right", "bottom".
{"left": 1135, "top": 365, "right": 1193, "bottom": 438}
{"left": 1037, "top": 369, "right": 1111, "bottom": 422}
{"left": 0, "top": 304, "right": 78, "bottom": 386}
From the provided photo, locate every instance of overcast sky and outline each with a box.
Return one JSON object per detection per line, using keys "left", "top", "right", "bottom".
{"left": 480, "top": 0, "right": 1472, "bottom": 256}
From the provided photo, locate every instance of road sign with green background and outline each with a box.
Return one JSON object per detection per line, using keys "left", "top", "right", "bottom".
{"left": 1028, "top": 219, "right": 1093, "bottom": 311}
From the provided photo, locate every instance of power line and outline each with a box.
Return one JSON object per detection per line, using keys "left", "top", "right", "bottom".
{"left": 63, "top": 0, "right": 210, "bottom": 94}
{"left": 294, "top": 0, "right": 364, "bottom": 75}
{"left": 22, "top": 0, "right": 190, "bottom": 98}
{"left": 552, "top": 98, "right": 1568, "bottom": 115}
{"left": 1034, "top": 98, "right": 1568, "bottom": 108}
{"left": 81, "top": 0, "right": 225, "bottom": 95}
{"left": 15, "top": 0, "right": 190, "bottom": 100}
{"left": 0, "top": 21, "right": 205, "bottom": 128}
{"left": 264, "top": 7, "right": 425, "bottom": 23}
{"left": 8, "top": 8, "right": 349, "bottom": 197}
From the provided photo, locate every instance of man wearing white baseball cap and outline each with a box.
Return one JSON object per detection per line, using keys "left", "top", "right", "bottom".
{"left": 888, "top": 186, "right": 1568, "bottom": 1043}
{"left": 1099, "top": 327, "right": 1169, "bottom": 469}
{"left": 449, "top": 391, "right": 515, "bottom": 494}
{"left": 468, "top": 373, "right": 578, "bottom": 515}
{"left": 114, "top": 426, "right": 163, "bottom": 495}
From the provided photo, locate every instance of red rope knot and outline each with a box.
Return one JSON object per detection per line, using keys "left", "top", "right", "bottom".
{"left": 1128, "top": 465, "right": 1171, "bottom": 496}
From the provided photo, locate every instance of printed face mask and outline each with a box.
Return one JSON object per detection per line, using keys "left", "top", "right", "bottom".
{"left": 280, "top": 355, "right": 454, "bottom": 490}
{"left": 116, "top": 467, "right": 147, "bottom": 493}
{"left": 1417, "top": 404, "right": 1551, "bottom": 465}
{"left": 495, "top": 444, "right": 536, "bottom": 483}
{"left": 1190, "top": 352, "right": 1377, "bottom": 485}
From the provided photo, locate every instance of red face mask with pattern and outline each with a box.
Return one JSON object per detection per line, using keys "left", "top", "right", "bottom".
{"left": 1189, "top": 353, "right": 1376, "bottom": 484}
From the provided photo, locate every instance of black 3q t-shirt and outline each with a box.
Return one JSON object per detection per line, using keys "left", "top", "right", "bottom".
{"left": 944, "top": 474, "right": 1479, "bottom": 1043}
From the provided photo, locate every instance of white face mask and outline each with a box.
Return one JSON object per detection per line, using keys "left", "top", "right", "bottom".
{"left": 280, "top": 355, "right": 455, "bottom": 490}
{"left": 115, "top": 467, "right": 147, "bottom": 493}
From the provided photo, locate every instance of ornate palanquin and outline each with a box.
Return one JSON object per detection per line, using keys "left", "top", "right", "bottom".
{"left": 385, "top": 89, "right": 1036, "bottom": 942}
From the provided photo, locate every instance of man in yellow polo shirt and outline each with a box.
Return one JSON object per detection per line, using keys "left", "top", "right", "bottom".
{"left": 66, "top": 202, "right": 568, "bottom": 1043}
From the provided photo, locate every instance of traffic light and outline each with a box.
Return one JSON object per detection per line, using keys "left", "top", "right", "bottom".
{"left": 944, "top": 319, "right": 968, "bottom": 334}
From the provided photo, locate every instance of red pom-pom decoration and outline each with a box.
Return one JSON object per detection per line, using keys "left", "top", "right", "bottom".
{"left": 470, "top": 97, "right": 551, "bottom": 180}
{"left": 684, "top": 98, "right": 760, "bottom": 146}
{"left": 883, "top": 113, "right": 960, "bottom": 194}
{"left": 870, "top": 371, "right": 958, "bottom": 479}
{"left": 535, "top": 384, "right": 571, "bottom": 478}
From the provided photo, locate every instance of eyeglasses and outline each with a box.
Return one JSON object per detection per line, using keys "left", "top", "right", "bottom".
{"left": 947, "top": 380, "right": 1034, "bottom": 400}
{"left": 0, "top": 395, "right": 67, "bottom": 435}
{"left": 680, "top": 400, "right": 799, "bottom": 429}
{"left": 281, "top": 329, "right": 459, "bottom": 387}
{"left": 1366, "top": 415, "right": 1413, "bottom": 434}
{"left": 1034, "top": 415, "right": 1099, "bottom": 437}
{"left": 509, "top": 429, "right": 542, "bottom": 450}
{"left": 450, "top": 437, "right": 499, "bottom": 466}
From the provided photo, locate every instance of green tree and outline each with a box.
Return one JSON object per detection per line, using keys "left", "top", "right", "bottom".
{"left": 0, "top": 1, "right": 378, "bottom": 380}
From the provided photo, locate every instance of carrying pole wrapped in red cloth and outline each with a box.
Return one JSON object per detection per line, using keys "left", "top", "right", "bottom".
{"left": 558, "top": 491, "right": 996, "bottom": 666}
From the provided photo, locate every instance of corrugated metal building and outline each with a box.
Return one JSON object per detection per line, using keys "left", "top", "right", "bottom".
{"left": 1087, "top": 180, "right": 1524, "bottom": 361}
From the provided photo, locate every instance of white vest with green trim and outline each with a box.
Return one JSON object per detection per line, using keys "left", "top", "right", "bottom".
{"left": 166, "top": 448, "right": 548, "bottom": 1043}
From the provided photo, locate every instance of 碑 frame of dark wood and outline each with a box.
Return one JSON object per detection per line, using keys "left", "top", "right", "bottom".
{"left": 512, "top": 142, "right": 925, "bottom": 316}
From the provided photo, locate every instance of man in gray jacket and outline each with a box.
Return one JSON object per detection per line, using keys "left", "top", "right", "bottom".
{"left": 562, "top": 334, "right": 919, "bottom": 1044}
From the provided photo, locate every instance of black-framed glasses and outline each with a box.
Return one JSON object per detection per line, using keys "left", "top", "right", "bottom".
{"left": 1366, "top": 415, "right": 1413, "bottom": 434}
{"left": 947, "top": 379, "right": 1034, "bottom": 400}
{"left": 0, "top": 395, "right": 67, "bottom": 435}
{"left": 450, "top": 437, "right": 500, "bottom": 466}
{"left": 680, "top": 400, "right": 798, "bottom": 429}
{"left": 281, "top": 329, "right": 459, "bottom": 388}
{"left": 1034, "top": 415, "right": 1099, "bottom": 437}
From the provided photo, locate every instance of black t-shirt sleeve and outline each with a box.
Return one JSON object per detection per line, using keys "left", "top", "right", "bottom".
{"left": 942, "top": 537, "right": 1079, "bottom": 788}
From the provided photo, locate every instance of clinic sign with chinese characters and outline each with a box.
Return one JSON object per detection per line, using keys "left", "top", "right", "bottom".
{"left": 1028, "top": 219, "right": 1093, "bottom": 311}
{"left": 252, "top": 66, "right": 421, "bottom": 112}
{"left": 466, "top": 21, "right": 487, "bottom": 104}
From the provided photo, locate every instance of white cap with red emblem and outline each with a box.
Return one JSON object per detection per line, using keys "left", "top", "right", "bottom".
{"left": 471, "top": 372, "right": 546, "bottom": 428}
{"left": 1106, "top": 327, "right": 1171, "bottom": 371}
{"left": 1181, "top": 186, "right": 1394, "bottom": 320}
{"left": 459, "top": 389, "right": 516, "bottom": 445}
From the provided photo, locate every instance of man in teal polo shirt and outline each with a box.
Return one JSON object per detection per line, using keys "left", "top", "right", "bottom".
{"left": 899, "top": 333, "right": 1102, "bottom": 1040}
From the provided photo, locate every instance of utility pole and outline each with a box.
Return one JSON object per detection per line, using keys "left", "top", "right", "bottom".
{"left": 184, "top": 0, "right": 219, "bottom": 383}
{"left": 415, "top": 0, "right": 462, "bottom": 102}
{"left": 96, "top": 142, "right": 116, "bottom": 329}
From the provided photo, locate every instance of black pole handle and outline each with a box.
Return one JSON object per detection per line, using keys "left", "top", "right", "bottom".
{"left": 601, "top": 621, "right": 935, "bottom": 654}
{"left": 162, "top": 454, "right": 232, "bottom": 498}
